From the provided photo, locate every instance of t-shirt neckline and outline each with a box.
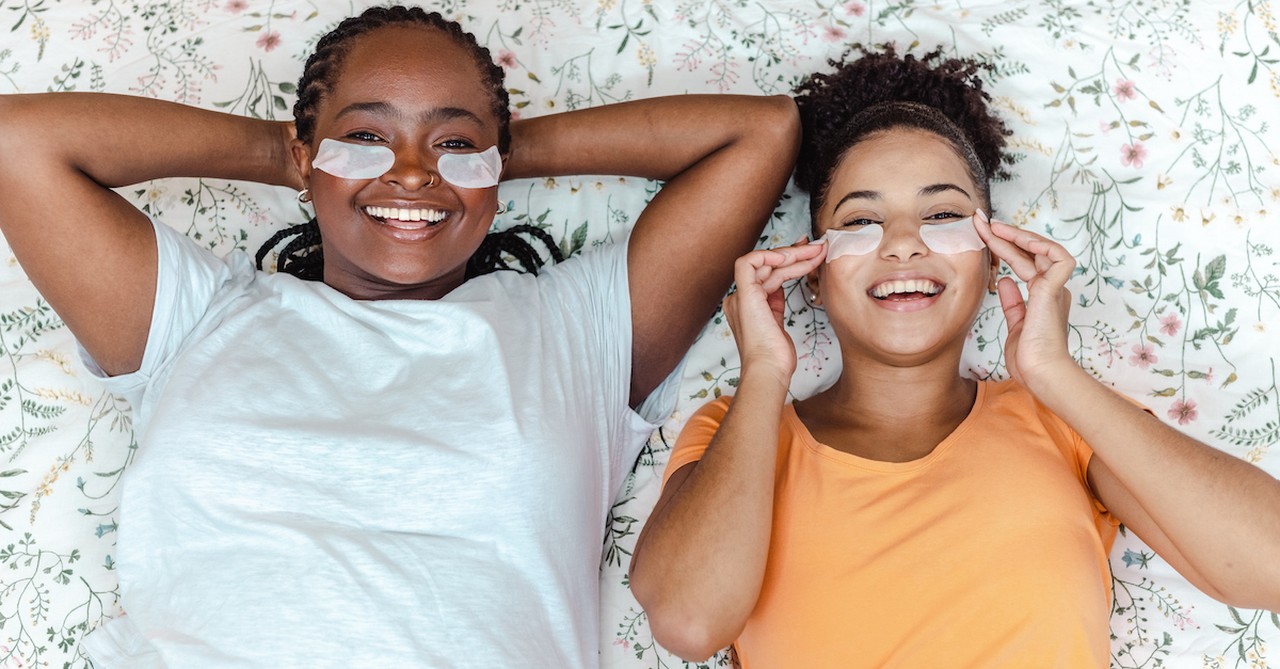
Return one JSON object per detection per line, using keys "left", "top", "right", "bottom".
{"left": 786, "top": 380, "right": 988, "bottom": 473}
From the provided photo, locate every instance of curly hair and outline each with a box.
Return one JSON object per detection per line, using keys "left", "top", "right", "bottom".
{"left": 793, "top": 44, "right": 1013, "bottom": 223}
{"left": 257, "top": 5, "right": 561, "bottom": 282}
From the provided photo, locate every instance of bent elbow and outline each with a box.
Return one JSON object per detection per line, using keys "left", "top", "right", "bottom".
{"left": 1193, "top": 559, "right": 1280, "bottom": 612}
{"left": 762, "top": 94, "right": 802, "bottom": 156}
{"left": 647, "top": 613, "right": 734, "bottom": 663}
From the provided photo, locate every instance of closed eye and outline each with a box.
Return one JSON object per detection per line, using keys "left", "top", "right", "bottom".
{"left": 925, "top": 211, "right": 966, "bottom": 222}
{"left": 840, "top": 218, "right": 882, "bottom": 228}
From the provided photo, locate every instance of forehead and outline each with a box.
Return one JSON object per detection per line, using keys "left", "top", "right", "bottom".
{"left": 831, "top": 129, "right": 976, "bottom": 192}
{"left": 321, "top": 25, "right": 496, "bottom": 127}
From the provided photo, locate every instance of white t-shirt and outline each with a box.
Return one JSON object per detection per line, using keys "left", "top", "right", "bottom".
{"left": 80, "top": 220, "right": 676, "bottom": 668}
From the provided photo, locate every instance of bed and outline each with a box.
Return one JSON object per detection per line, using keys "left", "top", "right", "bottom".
{"left": 1, "top": 1, "right": 1276, "bottom": 667}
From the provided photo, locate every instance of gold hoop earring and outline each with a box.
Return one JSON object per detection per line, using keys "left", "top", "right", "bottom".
{"left": 296, "top": 189, "right": 312, "bottom": 204}
{"left": 496, "top": 200, "right": 508, "bottom": 215}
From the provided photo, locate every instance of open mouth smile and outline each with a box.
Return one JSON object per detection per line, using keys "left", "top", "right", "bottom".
{"left": 364, "top": 205, "right": 450, "bottom": 229}
{"left": 869, "top": 278, "right": 943, "bottom": 301}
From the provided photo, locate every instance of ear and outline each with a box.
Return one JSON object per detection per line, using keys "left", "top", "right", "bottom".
{"left": 806, "top": 263, "right": 824, "bottom": 306}
{"left": 290, "top": 138, "right": 313, "bottom": 190}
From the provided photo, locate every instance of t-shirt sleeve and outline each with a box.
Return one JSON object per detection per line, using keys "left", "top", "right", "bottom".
{"left": 537, "top": 236, "right": 684, "bottom": 493}
{"left": 78, "top": 219, "right": 246, "bottom": 403}
{"left": 1070, "top": 388, "right": 1155, "bottom": 526}
{"left": 662, "top": 396, "right": 734, "bottom": 488}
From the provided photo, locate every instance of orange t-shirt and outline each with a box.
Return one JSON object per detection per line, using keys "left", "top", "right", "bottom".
{"left": 664, "top": 380, "right": 1118, "bottom": 668}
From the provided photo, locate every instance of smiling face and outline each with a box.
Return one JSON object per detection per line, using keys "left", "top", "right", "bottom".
{"left": 810, "top": 127, "right": 997, "bottom": 366}
{"left": 295, "top": 24, "right": 503, "bottom": 300}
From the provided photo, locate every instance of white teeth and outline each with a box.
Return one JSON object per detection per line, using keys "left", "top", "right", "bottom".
{"left": 364, "top": 206, "right": 448, "bottom": 223}
{"left": 870, "top": 279, "right": 942, "bottom": 298}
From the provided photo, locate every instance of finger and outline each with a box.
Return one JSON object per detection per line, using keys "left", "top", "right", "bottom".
{"left": 996, "top": 277, "right": 1026, "bottom": 333}
{"left": 736, "top": 249, "right": 788, "bottom": 288}
{"left": 1027, "top": 238, "right": 1077, "bottom": 288}
{"left": 977, "top": 217, "right": 1039, "bottom": 280}
{"left": 760, "top": 245, "right": 828, "bottom": 293}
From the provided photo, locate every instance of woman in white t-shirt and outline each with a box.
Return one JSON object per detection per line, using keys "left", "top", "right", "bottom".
{"left": 0, "top": 6, "right": 799, "bottom": 667}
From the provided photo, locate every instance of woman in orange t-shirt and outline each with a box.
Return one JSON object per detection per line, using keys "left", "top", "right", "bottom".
{"left": 629, "top": 46, "right": 1280, "bottom": 667}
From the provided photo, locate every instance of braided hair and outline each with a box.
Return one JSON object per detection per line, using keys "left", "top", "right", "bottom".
{"left": 793, "top": 44, "right": 1013, "bottom": 224}
{"left": 255, "top": 5, "right": 562, "bottom": 282}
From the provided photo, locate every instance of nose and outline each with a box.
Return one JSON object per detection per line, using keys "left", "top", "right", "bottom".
{"left": 877, "top": 219, "right": 929, "bottom": 262}
{"left": 380, "top": 145, "right": 438, "bottom": 191}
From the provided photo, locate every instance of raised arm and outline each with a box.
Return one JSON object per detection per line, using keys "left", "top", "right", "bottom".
{"left": 505, "top": 95, "right": 801, "bottom": 406}
{"left": 629, "top": 243, "right": 824, "bottom": 660}
{"left": 977, "top": 216, "right": 1280, "bottom": 611}
{"left": 0, "top": 93, "right": 295, "bottom": 375}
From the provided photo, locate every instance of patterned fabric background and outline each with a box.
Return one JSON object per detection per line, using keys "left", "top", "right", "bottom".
{"left": 1, "top": 1, "right": 1277, "bottom": 667}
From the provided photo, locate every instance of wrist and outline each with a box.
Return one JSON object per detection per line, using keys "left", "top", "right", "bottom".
{"left": 1021, "top": 358, "right": 1093, "bottom": 410}
{"left": 737, "top": 362, "right": 794, "bottom": 397}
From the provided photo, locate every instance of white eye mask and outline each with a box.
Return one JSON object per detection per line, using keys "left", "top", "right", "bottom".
{"left": 311, "top": 139, "right": 503, "bottom": 189}
{"left": 436, "top": 146, "right": 503, "bottom": 189}
{"left": 312, "top": 138, "right": 395, "bottom": 180}
{"left": 823, "top": 214, "right": 986, "bottom": 262}
{"left": 919, "top": 215, "right": 986, "bottom": 254}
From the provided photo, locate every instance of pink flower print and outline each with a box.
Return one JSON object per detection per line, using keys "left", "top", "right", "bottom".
{"left": 845, "top": 1, "right": 867, "bottom": 16}
{"left": 495, "top": 49, "right": 517, "bottom": 70}
{"left": 1129, "top": 343, "right": 1158, "bottom": 369}
{"left": 1168, "top": 398, "right": 1198, "bottom": 425}
{"left": 1112, "top": 78, "right": 1137, "bottom": 101}
{"left": 225, "top": 0, "right": 248, "bottom": 12}
{"left": 822, "top": 25, "right": 847, "bottom": 42}
{"left": 1120, "top": 142, "right": 1147, "bottom": 168}
{"left": 256, "top": 30, "right": 282, "bottom": 52}
{"left": 1158, "top": 312, "right": 1182, "bottom": 336}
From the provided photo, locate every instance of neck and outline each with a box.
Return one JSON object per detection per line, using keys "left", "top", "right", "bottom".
{"left": 805, "top": 349, "right": 977, "bottom": 433}
{"left": 323, "top": 267, "right": 468, "bottom": 301}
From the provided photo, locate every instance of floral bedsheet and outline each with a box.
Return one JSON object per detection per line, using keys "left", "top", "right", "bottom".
{"left": 1, "top": 1, "right": 1277, "bottom": 667}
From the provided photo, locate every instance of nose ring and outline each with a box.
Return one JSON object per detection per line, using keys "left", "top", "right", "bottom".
{"left": 426, "top": 172, "right": 437, "bottom": 187}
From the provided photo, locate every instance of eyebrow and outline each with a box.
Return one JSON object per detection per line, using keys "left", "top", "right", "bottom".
{"left": 334, "top": 101, "right": 485, "bottom": 126}
{"left": 831, "top": 182, "right": 973, "bottom": 213}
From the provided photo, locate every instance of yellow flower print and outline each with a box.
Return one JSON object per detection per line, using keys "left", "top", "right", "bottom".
{"left": 1218, "top": 12, "right": 1239, "bottom": 36}
{"left": 30, "top": 16, "right": 50, "bottom": 42}
{"left": 637, "top": 42, "right": 656, "bottom": 68}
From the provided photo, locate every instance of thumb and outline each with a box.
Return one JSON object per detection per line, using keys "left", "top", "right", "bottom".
{"left": 997, "top": 277, "right": 1026, "bottom": 333}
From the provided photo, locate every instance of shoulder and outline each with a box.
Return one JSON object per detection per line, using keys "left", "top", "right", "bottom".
{"left": 975, "top": 379, "right": 1077, "bottom": 443}
{"left": 686, "top": 394, "right": 735, "bottom": 426}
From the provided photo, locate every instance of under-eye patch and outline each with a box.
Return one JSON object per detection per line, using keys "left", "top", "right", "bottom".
{"left": 918, "top": 216, "right": 985, "bottom": 254}
{"left": 312, "top": 140, "right": 502, "bottom": 189}
{"left": 822, "top": 215, "right": 986, "bottom": 262}
{"left": 312, "top": 139, "right": 395, "bottom": 180}
{"left": 436, "top": 146, "right": 502, "bottom": 189}
{"left": 823, "top": 225, "right": 884, "bottom": 262}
